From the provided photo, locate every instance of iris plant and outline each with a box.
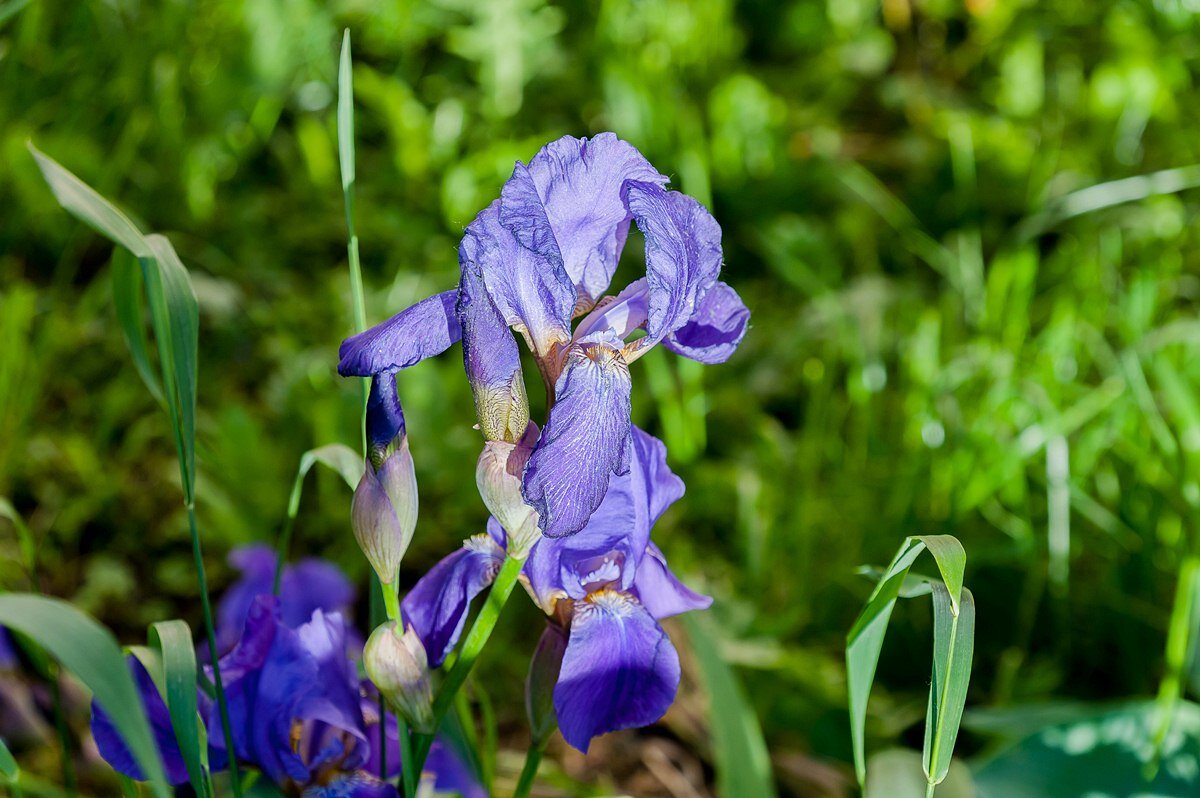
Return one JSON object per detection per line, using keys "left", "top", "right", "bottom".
{"left": 342, "top": 133, "right": 746, "bottom": 758}
{"left": 92, "top": 549, "right": 480, "bottom": 798}
{"left": 93, "top": 132, "right": 745, "bottom": 795}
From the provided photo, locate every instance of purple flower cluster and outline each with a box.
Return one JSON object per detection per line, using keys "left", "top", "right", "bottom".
{"left": 341, "top": 134, "right": 747, "bottom": 751}
{"left": 92, "top": 548, "right": 481, "bottom": 798}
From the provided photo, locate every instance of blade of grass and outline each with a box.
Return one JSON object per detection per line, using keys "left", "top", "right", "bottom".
{"left": 922, "top": 586, "right": 975, "bottom": 792}
{"left": 272, "top": 443, "right": 363, "bottom": 592}
{"left": 683, "top": 612, "right": 777, "bottom": 798}
{"left": 28, "top": 144, "right": 241, "bottom": 797}
{"left": 0, "top": 594, "right": 171, "bottom": 798}
{"left": 847, "top": 536, "right": 970, "bottom": 788}
{"left": 111, "top": 250, "right": 165, "bottom": 405}
{"left": 149, "top": 620, "right": 211, "bottom": 798}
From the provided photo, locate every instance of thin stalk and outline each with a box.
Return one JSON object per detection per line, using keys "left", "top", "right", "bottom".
{"left": 49, "top": 670, "right": 76, "bottom": 797}
{"left": 382, "top": 581, "right": 401, "bottom": 623}
{"left": 412, "top": 555, "right": 524, "bottom": 771}
{"left": 189, "top": 504, "right": 242, "bottom": 797}
{"left": 398, "top": 716, "right": 416, "bottom": 797}
{"left": 513, "top": 743, "right": 544, "bottom": 798}
{"left": 271, "top": 511, "right": 297, "bottom": 596}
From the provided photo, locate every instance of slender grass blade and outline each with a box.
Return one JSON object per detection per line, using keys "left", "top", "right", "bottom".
{"left": 150, "top": 620, "right": 211, "bottom": 798}
{"left": 683, "top": 613, "right": 777, "bottom": 798}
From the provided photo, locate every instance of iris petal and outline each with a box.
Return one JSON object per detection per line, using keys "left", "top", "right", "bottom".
{"left": 622, "top": 181, "right": 723, "bottom": 360}
{"left": 500, "top": 133, "right": 667, "bottom": 310}
{"left": 337, "top": 290, "right": 461, "bottom": 377}
{"left": 209, "top": 598, "right": 369, "bottom": 788}
{"left": 214, "top": 544, "right": 355, "bottom": 656}
{"left": 522, "top": 333, "right": 633, "bottom": 539}
{"left": 400, "top": 536, "right": 505, "bottom": 667}
{"left": 462, "top": 201, "right": 574, "bottom": 359}
{"left": 664, "top": 281, "right": 750, "bottom": 364}
{"left": 524, "top": 426, "right": 682, "bottom": 607}
{"left": 632, "top": 543, "right": 712, "bottom": 620}
{"left": 554, "top": 591, "right": 680, "bottom": 752}
{"left": 458, "top": 243, "right": 530, "bottom": 443}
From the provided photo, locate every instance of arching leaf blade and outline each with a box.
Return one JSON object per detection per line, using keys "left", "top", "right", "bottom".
{"left": 0, "top": 594, "right": 171, "bottom": 798}
{"left": 923, "top": 586, "right": 975, "bottom": 786}
{"left": 150, "top": 620, "right": 211, "bottom": 798}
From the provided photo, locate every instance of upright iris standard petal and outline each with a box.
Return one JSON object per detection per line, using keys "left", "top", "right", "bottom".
{"left": 553, "top": 590, "right": 680, "bottom": 752}
{"left": 622, "top": 181, "right": 723, "bottom": 360}
{"left": 214, "top": 546, "right": 357, "bottom": 655}
{"left": 522, "top": 333, "right": 633, "bottom": 538}
{"left": 523, "top": 425, "right": 682, "bottom": 610}
{"left": 632, "top": 543, "right": 712, "bottom": 620}
{"left": 499, "top": 133, "right": 667, "bottom": 309}
{"left": 462, "top": 202, "right": 574, "bottom": 359}
{"left": 365, "top": 372, "right": 405, "bottom": 460}
{"left": 91, "top": 656, "right": 195, "bottom": 785}
{"left": 400, "top": 534, "right": 505, "bottom": 667}
{"left": 337, "top": 290, "right": 461, "bottom": 377}
{"left": 458, "top": 250, "right": 530, "bottom": 443}
{"left": 664, "top": 281, "right": 750, "bottom": 364}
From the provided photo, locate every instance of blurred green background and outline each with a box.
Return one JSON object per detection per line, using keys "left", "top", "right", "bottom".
{"left": 4, "top": 0, "right": 1200, "bottom": 796}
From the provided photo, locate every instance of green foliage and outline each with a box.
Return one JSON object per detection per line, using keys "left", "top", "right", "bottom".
{"left": 148, "top": 620, "right": 212, "bottom": 798}
{"left": 0, "top": 595, "right": 170, "bottom": 798}
{"left": 683, "top": 613, "right": 777, "bottom": 798}
{"left": 5, "top": 0, "right": 1200, "bottom": 794}
{"left": 846, "top": 535, "right": 973, "bottom": 791}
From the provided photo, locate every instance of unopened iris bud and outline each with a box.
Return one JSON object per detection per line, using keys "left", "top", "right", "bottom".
{"left": 364, "top": 621, "right": 435, "bottom": 734}
{"left": 473, "top": 371, "right": 530, "bottom": 444}
{"left": 352, "top": 437, "right": 418, "bottom": 586}
{"left": 476, "top": 422, "right": 540, "bottom": 557}
{"left": 526, "top": 623, "right": 567, "bottom": 747}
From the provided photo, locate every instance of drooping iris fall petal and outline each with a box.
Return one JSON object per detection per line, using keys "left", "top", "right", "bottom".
{"left": 553, "top": 590, "right": 680, "bottom": 752}
{"left": 522, "top": 333, "right": 633, "bottom": 539}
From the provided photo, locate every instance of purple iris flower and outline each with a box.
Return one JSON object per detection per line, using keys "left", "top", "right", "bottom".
{"left": 213, "top": 544, "right": 356, "bottom": 656}
{"left": 402, "top": 425, "right": 710, "bottom": 751}
{"left": 338, "top": 133, "right": 749, "bottom": 539}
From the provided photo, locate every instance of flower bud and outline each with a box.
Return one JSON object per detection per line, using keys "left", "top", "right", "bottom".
{"left": 364, "top": 621, "right": 435, "bottom": 734}
{"left": 473, "top": 370, "right": 530, "bottom": 444}
{"left": 476, "top": 422, "right": 540, "bottom": 557}
{"left": 352, "top": 437, "right": 418, "bottom": 585}
{"left": 526, "top": 623, "right": 567, "bottom": 746}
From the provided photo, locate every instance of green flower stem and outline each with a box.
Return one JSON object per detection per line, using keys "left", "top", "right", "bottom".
{"left": 512, "top": 741, "right": 545, "bottom": 798}
{"left": 412, "top": 554, "right": 524, "bottom": 772}
{"left": 398, "top": 715, "right": 417, "bottom": 797}
{"left": 382, "top": 580, "right": 401, "bottom": 623}
{"left": 188, "top": 503, "right": 243, "bottom": 798}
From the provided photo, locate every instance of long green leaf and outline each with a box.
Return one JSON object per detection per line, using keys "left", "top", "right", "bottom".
{"left": 111, "top": 249, "right": 165, "bottom": 405}
{"left": 922, "top": 585, "right": 975, "bottom": 787}
{"left": 683, "top": 613, "right": 777, "bottom": 798}
{"left": 847, "top": 535, "right": 972, "bottom": 789}
{"left": 289, "top": 444, "right": 363, "bottom": 517}
{"left": 27, "top": 143, "right": 151, "bottom": 257}
{"left": 142, "top": 234, "right": 200, "bottom": 498}
{"left": 0, "top": 594, "right": 170, "bottom": 798}
{"left": 150, "top": 620, "right": 211, "bottom": 798}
